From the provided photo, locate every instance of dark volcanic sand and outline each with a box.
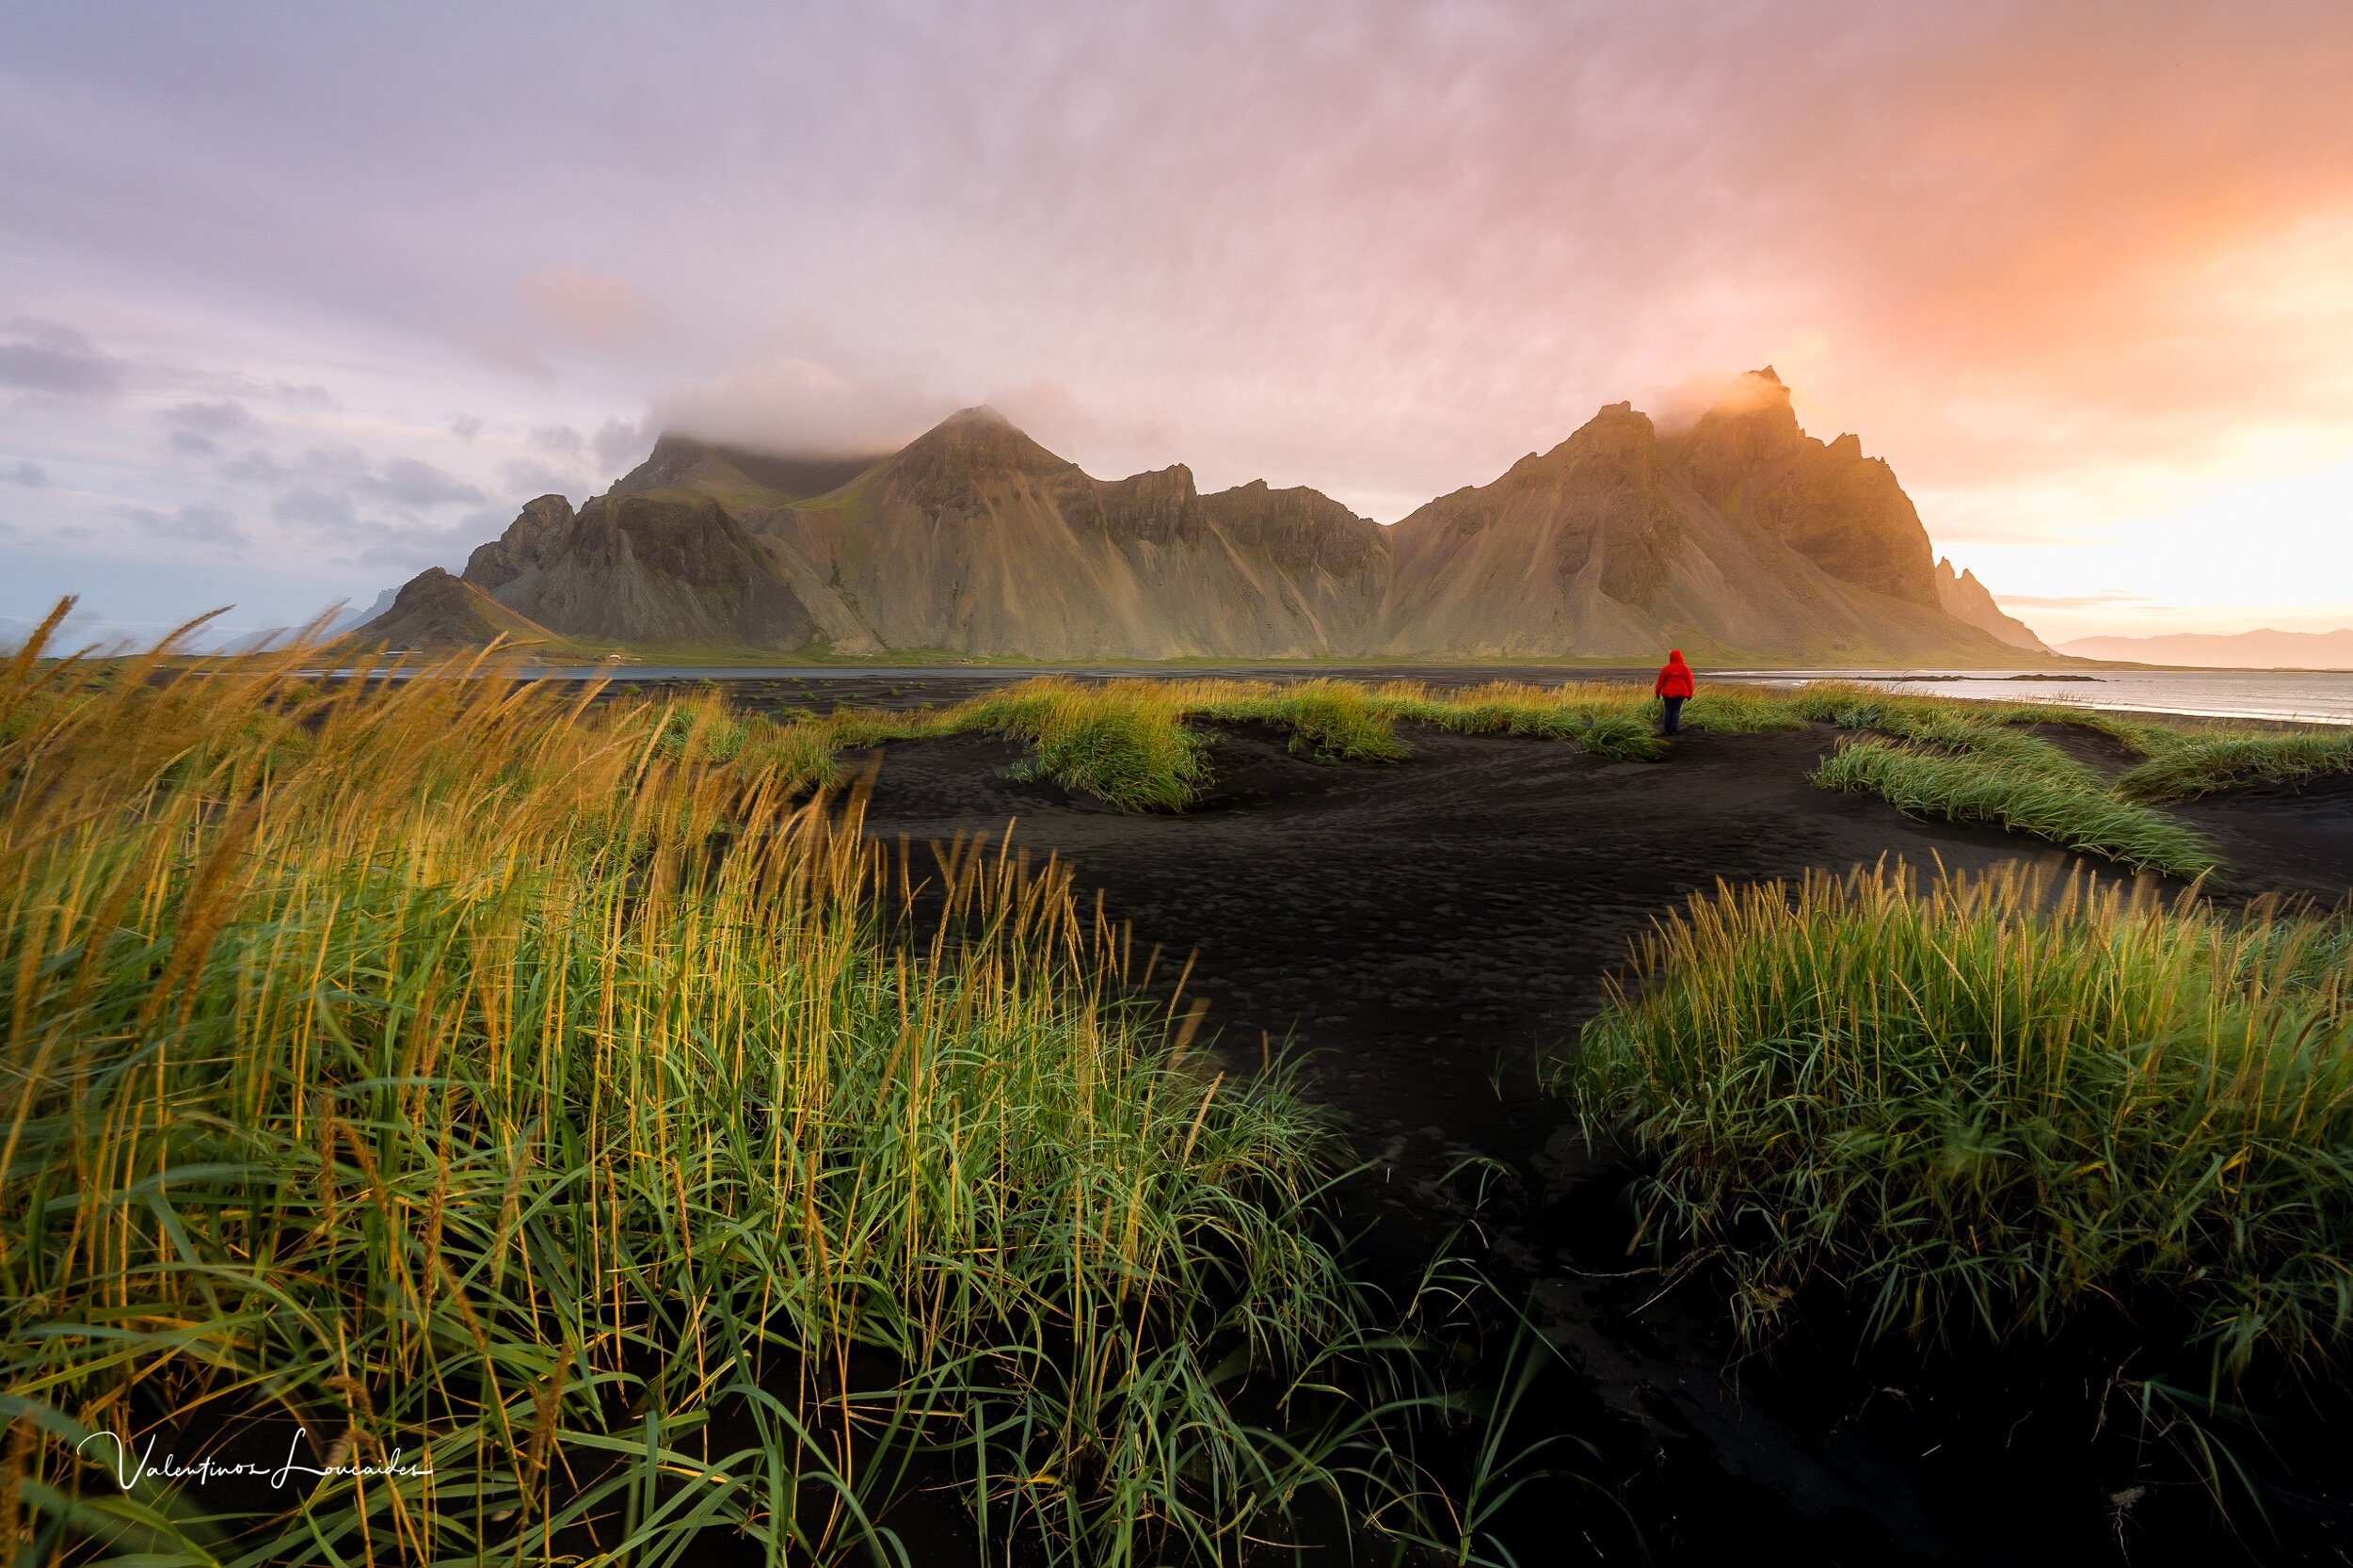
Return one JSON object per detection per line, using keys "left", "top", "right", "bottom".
{"left": 806, "top": 700, "right": 2353, "bottom": 1563}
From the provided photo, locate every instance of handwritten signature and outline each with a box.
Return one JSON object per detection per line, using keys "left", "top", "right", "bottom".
{"left": 75, "top": 1431, "right": 431, "bottom": 1492}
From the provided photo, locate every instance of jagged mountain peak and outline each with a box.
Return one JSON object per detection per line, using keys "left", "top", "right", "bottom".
{"left": 1558, "top": 400, "right": 1658, "bottom": 452}
{"left": 1660, "top": 370, "right": 1937, "bottom": 606}
{"left": 372, "top": 369, "right": 2037, "bottom": 663}
{"left": 1209, "top": 476, "right": 1368, "bottom": 516}
{"left": 936, "top": 404, "right": 1016, "bottom": 431}
{"left": 1933, "top": 553, "right": 2050, "bottom": 652}
{"left": 1686, "top": 367, "right": 1801, "bottom": 443}
{"left": 906, "top": 405, "right": 1039, "bottom": 452}
{"left": 1499, "top": 401, "right": 1658, "bottom": 486}
{"left": 1200, "top": 478, "right": 1384, "bottom": 573}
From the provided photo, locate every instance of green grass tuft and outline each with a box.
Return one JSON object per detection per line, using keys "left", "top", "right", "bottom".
{"left": 1679, "top": 687, "right": 1813, "bottom": 734}
{"left": 1568, "top": 860, "right": 2353, "bottom": 1377}
{"left": 734, "top": 711, "right": 842, "bottom": 793}
{"left": 953, "top": 678, "right": 1211, "bottom": 810}
{"left": 2115, "top": 728, "right": 2353, "bottom": 804}
{"left": 1576, "top": 712, "right": 1668, "bottom": 760}
{"left": 1185, "top": 678, "right": 1415, "bottom": 762}
{"left": 1811, "top": 736, "right": 2219, "bottom": 877}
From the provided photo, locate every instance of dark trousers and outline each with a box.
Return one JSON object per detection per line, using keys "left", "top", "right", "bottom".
{"left": 1660, "top": 696, "right": 1685, "bottom": 734}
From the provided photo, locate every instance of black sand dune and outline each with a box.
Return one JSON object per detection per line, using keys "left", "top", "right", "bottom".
{"left": 2176, "top": 769, "right": 2353, "bottom": 902}
{"left": 599, "top": 660, "right": 2353, "bottom": 1560}
{"left": 826, "top": 710, "right": 2353, "bottom": 1564}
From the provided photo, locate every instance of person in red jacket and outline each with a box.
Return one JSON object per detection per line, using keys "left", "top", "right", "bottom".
{"left": 1653, "top": 649, "right": 1695, "bottom": 734}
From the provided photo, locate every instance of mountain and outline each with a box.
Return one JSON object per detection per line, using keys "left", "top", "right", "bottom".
{"left": 1369, "top": 379, "right": 2029, "bottom": 660}
{"left": 607, "top": 435, "right": 888, "bottom": 506}
{"left": 460, "top": 490, "right": 826, "bottom": 648}
{"left": 1933, "top": 557, "right": 2049, "bottom": 652}
{"left": 1667, "top": 368, "right": 1939, "bottom": 606}
{"left": 325, "top": 585, "right": 399, "bottom": 637}
{"left": 2057, "top": 628, "right": 2353, "bottom": 669}
{"left": 421, "top": 408, "right": 1390, "bottom": 658}
{"left": 359, "top": 373, "right": 2041, "bottom": 663}
{"left": 352, "top": 567, "right": 569, "bottom": 650}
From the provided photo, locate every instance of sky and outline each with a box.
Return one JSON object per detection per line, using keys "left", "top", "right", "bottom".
{"left": 4, "top": 0, "right": 2352, "bottom": 647}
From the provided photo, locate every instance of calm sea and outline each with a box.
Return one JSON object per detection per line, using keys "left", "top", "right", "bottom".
{"left": 1719, "top": 668, "right": 2353, "bottom": 727}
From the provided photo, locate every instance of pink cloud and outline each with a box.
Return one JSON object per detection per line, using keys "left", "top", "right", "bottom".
{"left": 518, "top": 268, "right": 657, "bottom": 349}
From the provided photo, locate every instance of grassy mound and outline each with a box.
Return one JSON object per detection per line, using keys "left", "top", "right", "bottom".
{"left": 952, "top": 677, "right": 1210, "bottom": 811}
{"left": 2116, "top": 728, "right": 2353, "bottom": 804}
{"left": 1178, "top": 679, "right": 1414, "bottom": 762}
{"left": 1569, "top": 860, "right": 2353, "bottom": 1376}
{"left": 0, "top": 627, "right": 1360, "bottom": 1563}
{"left": 1811, "top": 738, "right": 2220, "bottom": 877}
{"left": 1376, "top": 680, "right": 1670, "bottom": 760}
{"left": 1787, "top": 684, "right": 2224, "bottom": 876}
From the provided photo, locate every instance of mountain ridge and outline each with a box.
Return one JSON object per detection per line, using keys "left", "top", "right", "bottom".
{"left": 360, "top": 375, "right": 2043, "bottom": 662}
{"left": 2057, "top": 628, "right": 2353, "bottom": 670}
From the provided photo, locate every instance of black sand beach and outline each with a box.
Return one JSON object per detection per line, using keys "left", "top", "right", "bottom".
{"left": 709, "top": 676, "right": 2353, "bottom": 1563}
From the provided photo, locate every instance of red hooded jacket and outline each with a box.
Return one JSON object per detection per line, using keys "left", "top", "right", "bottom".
{"left": 1654, "top": 650, "right": 1695, "bottom": 699}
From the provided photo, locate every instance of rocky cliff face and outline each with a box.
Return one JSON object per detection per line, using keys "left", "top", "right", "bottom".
{"left": 462, "top": 494, "right": 576, "bottom": 591}
{"left": 1376, "top": 403, "right": 1684, "bottom": 655}
{"left": 1665, "top": 368, "right": 1941, "bottom": 607}
{"left": 743, "top": 408, "right": 1390, "bottom": 657}
{"left": 364, "top": 375, "right": 2029, "bottom": 664}
{"left": 1371, "top": 394, "right": 2014, "bottom": 662}
{"left": 1933, "top": 557, "right": 2049, "bottom": 652}
{"left": 463, "top": 487, "right": 823, "bottom": 648}
{"left": 1200, "top": 480, "right": 1387, "bottom": 576}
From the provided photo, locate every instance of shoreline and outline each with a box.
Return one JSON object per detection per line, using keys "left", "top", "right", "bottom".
{"left": 284, "top": 662, "right": 2353, "bottom": 728}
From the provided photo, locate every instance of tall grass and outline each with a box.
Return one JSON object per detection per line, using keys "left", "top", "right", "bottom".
{"left": 902, "top": 678, "right": 2256, "bottom": 880}
{"left": 1781, "top": 680, "right": 2148, "bottom": 744}
{"left": 0, "top": 611, "right": 1368, "bottom": 1564}
{"left": 950, "top": 678, "right": 1209, "bottom": 811}
{"left": 1812, "top": 739, "right": 2221, "bottom": 877}
{"left": 2116, "top": 728, "right": 2353, "bottom": 804}
{"left": 1176, "top": 680, "right": 1414, "bottom": 763}
{"left": 1790, "top": 680, "right": 2353, "bottom": 807}
{"left": 1783, "top": 684, "right": 2225, "bottom": 876}
{"left": 1569, "top": 859, "right": 2353, "bottom": 1378}
{"left": 1368, "top": 680, "right": 1669, "bottom": 761}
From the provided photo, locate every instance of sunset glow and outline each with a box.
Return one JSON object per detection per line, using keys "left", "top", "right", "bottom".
{"left": 4, "top": 1, "right": 2351, "bottom": 644}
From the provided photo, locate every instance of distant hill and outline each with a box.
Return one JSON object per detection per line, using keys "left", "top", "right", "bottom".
{"left": 325, "top": 585, "right": 398, "bottom": 636}
{"left": 2057, "top": 628, "right": 2353, "bottom": 669}
{"left": 360, "top": 370, "right": 2042, "bottom": 664}
{"left": 349, "top": 568, "right": 576, "bottom": 651}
